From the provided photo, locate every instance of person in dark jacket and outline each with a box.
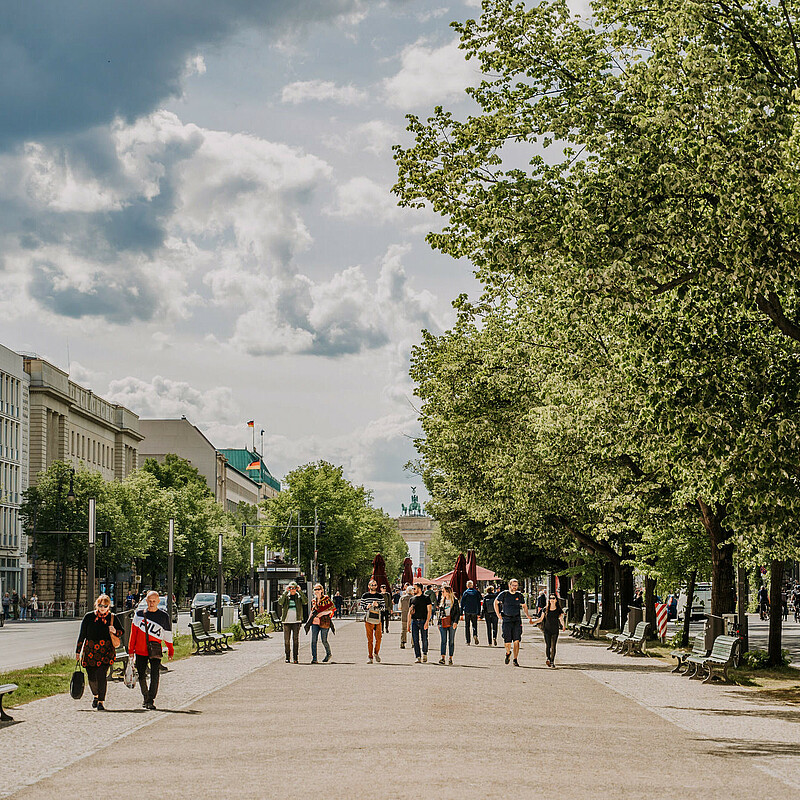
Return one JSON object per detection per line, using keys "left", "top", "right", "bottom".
{"left": 538, "top": 593, "right": 567, "bottom": 667}
{"left": 278, "top": 582, "right": 307, "bottom": 663}
{"left": 76, "top": 593, "right": 125, "bottom": 711}
{"left": 437, "top": 585, "right": 460, "bottom": 665}
{"left": 460, "top": 581, "right": 482, "bottom": 645}
{"left": 482, "top": 586, "right": 499, "bottom": 646}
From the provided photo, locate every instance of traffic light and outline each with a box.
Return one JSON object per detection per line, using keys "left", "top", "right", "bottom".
{"left": 100, "top": 531, "right": 111, "bottom": 548}
{"left": 318, "top": 520, "right": 326, "bottom": 536}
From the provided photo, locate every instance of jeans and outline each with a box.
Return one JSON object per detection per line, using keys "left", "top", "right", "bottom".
{"left": 464, "top": 613, "right": 479, "bottom": 642}
{"left": 439, "top": 624, "right": 456, "bottom": 656}
{"left": 485, "top": 615, "right": 498, "bottom": 642}
{"left": 311, "top": 624, "right": 331, "bottom": 661}
{"left": 86, "top": 665, "right": 109, "bottom": 701}
{"left": 365, "top": 621, "right": 382, "bottom": 658}
{"left": 284, "top": 622, "right": 301, "bottom": 660}
{"left": 135, "top": 655, "right": 162, "bottom": 702}
{"left": 543, "top": 628, "right": 560, "bottom": 663}
{"left": 411, "top": 619, "right": 428, "bottom": 658}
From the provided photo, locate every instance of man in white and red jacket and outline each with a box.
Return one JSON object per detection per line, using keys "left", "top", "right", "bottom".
{"left": 128, "top": 590, "right": 174, "bottom": 710}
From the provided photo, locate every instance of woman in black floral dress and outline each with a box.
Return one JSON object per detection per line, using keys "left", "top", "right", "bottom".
{"left": 76, "top": 594, "right": 124, "bottom": 711}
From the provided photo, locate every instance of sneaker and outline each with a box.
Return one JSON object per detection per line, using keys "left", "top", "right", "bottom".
{"left": 285, "top": 655, "right": 290, "bottom": 663}
{"left": 400, "top": 643, "right": 406, "bottom": 649}
{"left": 96, "top": 702, "right": 106, "bottom": 711}
{"left": 422, "top": 654, "right": 427, "bottom": 663}
{"left": 475, "top": 638, "right": 479, "bottom": 645}
{"left": 466, "top": 640, "right": 470, "bottom": 645}
{"left": 449, "top": 657, "right": 453, "bottom": 665}
{"left": 311, "top": 659, "right": 318, "bottom": 664}
{"left": 505, "top": 653, "right": 511, "bottom": 664}
{"left": 293, "top": 658, "right": 298, "bottom": 664}
{"left": 494, "top": 639, "right": 497, "bottom": 646}
{"left": 146, "top": 701, "right": 156, "bottom": 710}
{"left": 546, "top": 659, "right": 551, "bottom": 667}
{"left": 513, "top": 659, "right": 520, "bottom": 667}
{"left": 439, "top": 657, "right": 446, "bottom": 665}
{"left": 415, "top": 657, "right": 421, "bottom": 663}
{"left": 368, "top": 658, "right": 374, "bottom": 664}
{"left": 92, "top": 697, "right": 98, "bottom": 709}
{"left": 142, "top": 699, "right": 149, "bottom": 709}
{"left": 375, "top": 653, "right": 381, "bottom": 663}
{"left": 322, "top": 655, "right": 331, "bottom": 663}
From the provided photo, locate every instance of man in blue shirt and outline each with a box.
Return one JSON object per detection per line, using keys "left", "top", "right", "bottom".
{"left": 494, "top": 579, "right": 534, "bottom": 666}
{"left": 460, "top": 581, "right": 483, "bottom": 646}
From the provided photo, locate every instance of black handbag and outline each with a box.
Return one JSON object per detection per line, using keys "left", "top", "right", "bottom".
{"left": 70, "top": 659, "right": 85, "bottom": 700}
{"left": 145, "top": 624, "right": 162, "bottom": 659}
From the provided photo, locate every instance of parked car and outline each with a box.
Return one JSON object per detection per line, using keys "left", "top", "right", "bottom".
{"left": 676, "top": 582, "right": 712, "bottom": 621}
{"left": 190, "top": 592, "right": 233, "bottom": 617}
{"left": 135, "top": 594, "right": 178, "bottom": 624}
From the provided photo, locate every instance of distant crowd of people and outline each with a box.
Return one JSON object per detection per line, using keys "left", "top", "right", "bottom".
{"left": 2, "top": 591, "right": 39, "bottom": 621}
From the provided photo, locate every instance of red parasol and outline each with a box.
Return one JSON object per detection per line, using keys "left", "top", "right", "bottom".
{"left": 466, "top": 549, "right": 478, "bottom": 586}
{"left": 451, "top": 553, "right": 468, "bottom": 598}
{"left": 371, "top": 553, "right": 391, "bottom": 592}
{"left": 402, "top": 557, "right": 414, "bottom": 587}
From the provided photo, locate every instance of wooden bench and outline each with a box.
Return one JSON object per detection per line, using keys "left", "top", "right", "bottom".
{"left": 699, "top": 635, "right": 739, "bottom": 684}
{"left": 239, "top": 604, "right": 269, "bottom": 640}
{"left": 671, "top": 636, "right": 708, "bottom": 674}
{"left": 576, "top": 613, "right": 600, "bottom": 639}
{"left": 189, "top": 620, "right": 218, "bottom": 654}
{"left": 0, "top": 683, "right": 18, "bottom": 722}
{"left": 269, "top": 611, "right": 283, "bottom": 632}
{"left": 621, "top": 621, "right": 650, "bottom": 656}
{"left": 606, "top": 621, "right": 630, "bottom": 651}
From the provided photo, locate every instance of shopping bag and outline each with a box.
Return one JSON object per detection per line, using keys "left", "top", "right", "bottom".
{"left": 123, "top": 657, "right": 137, "bottom": 689}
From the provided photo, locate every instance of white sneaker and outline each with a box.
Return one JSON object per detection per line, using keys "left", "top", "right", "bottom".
{"left": 415, "top": 657, "right": 421, "bottom": 663}
{"left": 368, "top": 658, "right": 373, "bottom": 664}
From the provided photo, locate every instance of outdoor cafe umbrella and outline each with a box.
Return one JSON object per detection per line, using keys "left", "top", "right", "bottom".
{"left": 451, "top": 553, "right": 468, "bottom": 598}
{"left": 466, "top": 549, "right": 478, "bottom": 586}
{"left": 371, "top": 553, "right": 391, "bottom": 593}
{"left": 402, "top": 557, "right": 414, "bottom": 587}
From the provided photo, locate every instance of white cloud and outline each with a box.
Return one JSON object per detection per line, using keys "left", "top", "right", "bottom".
{"left": 323, "top": 120, "right": 401, "bottom": 157}
{"left": 281, "top": 80, "right": 367, "bottom": 105}
{"left": 327, "top": 175, "right": 400, "bottom": 222}
{"left": 383, "top": 38, "right": 478, "bottom": 109}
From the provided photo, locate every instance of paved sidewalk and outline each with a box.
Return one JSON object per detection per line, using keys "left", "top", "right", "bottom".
{"left": 4, "top": 621, "right": 796, "bottom": 799}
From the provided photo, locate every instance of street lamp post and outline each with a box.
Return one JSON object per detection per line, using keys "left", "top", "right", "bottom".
{"left": 250, "top": 540, "right": 255, "bottom": 599}
{"left": 53, "top": 468, "right": 76, "bottom": 618}
{"left": 87, "top": 498, "right": 96, "bottom": 603}
{"left": 217, "top": 532, "right": 223, "bottom": 633}
{"left": 168, "top": 518, "right": 175, "bottom": 624}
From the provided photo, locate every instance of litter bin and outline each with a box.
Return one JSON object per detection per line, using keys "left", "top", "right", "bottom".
{"left": 586, "top": 602, "right": 597, "bottom": 620}
{"left": 222, "top": 605, "right": 236, "bottom": 629}
{"left": 705, "top": 614, "right": 725, "bottom": 650}
{"left": 721, "top": 613, "right": 737, "bottom": 635}
{"left": 628, "top": 606, "right": 643, "bottom": 632}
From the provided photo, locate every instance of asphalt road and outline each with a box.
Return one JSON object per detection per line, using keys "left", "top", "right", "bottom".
{"left": 0, "top": 612, "right": 192, "bottom": 671}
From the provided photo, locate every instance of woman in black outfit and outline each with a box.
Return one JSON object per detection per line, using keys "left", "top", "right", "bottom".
{"left": 539, "top": 593, "right": 566, "bottom": 668}
{"left": 76, "top": 593, "right": 124, "bottom": 711}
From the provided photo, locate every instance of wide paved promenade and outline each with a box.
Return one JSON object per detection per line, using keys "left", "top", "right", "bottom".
{"left": 3, "top": 620, "right": 799, "bottom": 798}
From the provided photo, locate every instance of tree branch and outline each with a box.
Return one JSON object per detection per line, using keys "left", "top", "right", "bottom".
{"left": 755, "top": 291, "right": 800, "bottom": 344}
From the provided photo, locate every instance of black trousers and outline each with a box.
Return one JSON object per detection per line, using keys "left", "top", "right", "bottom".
{"left": 135, "top": 655, "right": 162, "bottom": 701}
{"left": 485, "top": 615, "right": 498, "bottom": 642}
{"left": 284, "top": 622, "right": 301, "bottom": 660}
{"left": 86, "top": 665, "right": 109, "bottom": 701}
{"left": 543, "top": 628, "right": 559, "bottom": 663}
{"left": 382, "top": 610, "right": 390, "bottom": 632}
{"left": 464, "top": 613, "right": 479, "bottom": 642}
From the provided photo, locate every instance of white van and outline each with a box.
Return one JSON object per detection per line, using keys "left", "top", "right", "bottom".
{"left": 676, "top": 582, "right": 712, "bottom": 621}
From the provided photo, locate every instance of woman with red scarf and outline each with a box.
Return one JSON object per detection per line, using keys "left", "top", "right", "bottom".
{"left": 75, "top": 593, "right": 124, "bottom": 711}
{"left": 306, "top": 584, "right": 336, "bottom": 663}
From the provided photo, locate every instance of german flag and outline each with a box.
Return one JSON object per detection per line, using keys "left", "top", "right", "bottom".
{"left": 247, "top": 460, "right": 260, "bottom": 470}
{"left": 247, "top": 420, "right": 254, "bottom": 427}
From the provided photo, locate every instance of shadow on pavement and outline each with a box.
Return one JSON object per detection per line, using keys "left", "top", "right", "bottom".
{"left": 557, "top": 662, "right": 666, "bottom": 673}
{"left": 661, "top": 705, "right": 800, "bottom": 724}
{"left": 701, "top": 737, "right": 800, "bottom": 757}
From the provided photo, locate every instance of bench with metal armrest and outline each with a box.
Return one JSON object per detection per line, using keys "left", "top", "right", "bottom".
{"left": 269, "top": 611, "right": 283, "bottom": 631}
{"left": 621, "top": 621, "right": 650, "bottom": 656}
{"left": 694, "top": 635, "right": 739, "bottom": 684}
{"left": 671, "top": 636, "right": 708, "bottom": 674}
{"left": 189, "top": 620, "right": 219, "bottom": 654}
{"left": 239, "top": 605, "right": 270, "bottom": 640}
{"left": 569, "top": 611, "right": 590, "bottom": 637}
{"left": 576, "top": 613, "right": 600, "bottom": 639}
{"left": 0, "top": 683, "right": 18, "bottom": 722}
{"left": 606, "top": 621, "right": 630, "bottom": 651}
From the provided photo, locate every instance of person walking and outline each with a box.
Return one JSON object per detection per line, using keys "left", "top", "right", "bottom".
{"left": 381, "top": 584, "right": 392, "bottom": 632}
{"left": 29, "top": 592, "right": 38, "bottom": 621}
{"left": 2, "top": 593, "right": 9, "bottom": 621}
{"left": 11, "top": 591, "right": 19, "bottom": 620}
{"left": 536, "top": 589, "right": 547, "bottom": 616}
{"left": 460, "top": 580, "right": 482, "bottom": 646}
{"left": 360, "top": 580, "right": 385, "bottom": 663}
{"left": 278, "top": 582, "right": 307, "bottom": 664}
{"left": 424, "top": 584, "right": 437, "bottom": 614}
{"left": 128, "top": 590, "right": 174, "bottom": 710}
{"left": 19, "top": 595, "right": 28, "bottom": 621}
{"left": 483, "top": 586, "right": 499, "bottom": 646}
{"left": 306, "top": 584, "right": 336, "bottom": 663}
{"left": 76, "top": 593, "right": 124, "bottom": 711}
{"left": 409, "top": 582, "right": 432, "bottom": 663}
{"left": 437, "top": 584, "right": 460, "bottom": 665}
{"left": 399, "top": 584, "right": 413, "bottom": 649}
{"left": 538, "top": 593, "right": 567, "bottom": 667}
{"left": 758, "top": 584, "right": 770, "bottom": 620}
{"left": 333, "top": 591, "right": 343, "bottom": 618}
{"left": 494, "top": 579, "right": 534, "bottom": 667}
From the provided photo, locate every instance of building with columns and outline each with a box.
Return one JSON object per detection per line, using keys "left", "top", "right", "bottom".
{"left": 395, "top": 488, "right": 437, "bottom": 578}
{"left": 22, "top": 355, "right": 142, "bottom": 602}
{"left": 0, "top": 345, "right": 29, "bottom": 600}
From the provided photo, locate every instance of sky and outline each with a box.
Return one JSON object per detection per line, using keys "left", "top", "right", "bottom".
{"left": 0, "top": 0, "right": 499, "bottom": 513}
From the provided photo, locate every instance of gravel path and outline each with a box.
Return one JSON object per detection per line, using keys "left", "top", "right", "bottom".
{"left": 3, "top": 620, "right": 795, "bottom": 799}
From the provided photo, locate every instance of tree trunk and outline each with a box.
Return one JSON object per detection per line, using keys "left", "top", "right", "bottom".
{"left": 618, "top": 562, "right": 635, "bottom": 628}
{"left": 644, "top": 576, "right": 657, "bottom": 639}
{"left": 736, "top": 563, "right": 749, "bottom": 654}
{"left": 601, "top": 561, "right": 616, "bottom": 629}
{"left": 697, "top": 498, "right": 735, "bottom": 615}
{"left": 768, "top": 559, "right": 785, "bottom": 667}
{"left": 572, "top": 588, "right": 585, "bottom": 623}
{"left": 681, "top": 570, "right": 697, "bottom": 647}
